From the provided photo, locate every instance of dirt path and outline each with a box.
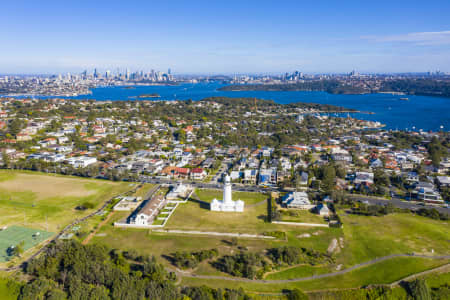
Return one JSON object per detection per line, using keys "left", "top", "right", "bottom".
{"left": 247, "top": 199, "right": 268, "bottom": 208}
{"left": 82, "top": 211, "right": 115, "bottom": 245}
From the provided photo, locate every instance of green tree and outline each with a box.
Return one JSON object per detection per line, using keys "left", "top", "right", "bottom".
{"left": 8, "top": 118, "right": 23, "bottom": 137}
{"left": 12, "top": 240, "right": 25, "bottom": 257}
{"left": 374, "top": 169, "right": 390, "bottom": 186}
{"left": 322, "top": 165, "right": 336, "bottom": 194}
{"left": 406, "top": 278, "right": 431, "bottom": 300}
{"left": 2, "top": 151, "right": 10, "bottom": 168}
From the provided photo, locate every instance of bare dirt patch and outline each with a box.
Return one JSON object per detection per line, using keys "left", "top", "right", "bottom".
{"left": 327, "top": 238, "right": 339, "bottom": 254}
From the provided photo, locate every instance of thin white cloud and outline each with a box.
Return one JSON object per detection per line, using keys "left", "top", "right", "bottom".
{"left": 362, "top": 30, "right": 450, "bottom": 46}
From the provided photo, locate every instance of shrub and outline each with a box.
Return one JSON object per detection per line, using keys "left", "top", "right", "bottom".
{"left": 213, "top": 252, "right": 268, "bottom": 279}
{"left": 170, "top": 249, "right": 219, "bottom": 269}
{"left": 268, "top": 246, "right": 334, "bottom": 266}
{"left": 76, "top": 201, "right": 95, "bottom": 210}
{"left": 287, "top": 288, "right": 308, "bottom": 300}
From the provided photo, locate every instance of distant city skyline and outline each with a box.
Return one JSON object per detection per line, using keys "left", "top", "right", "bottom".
{"left": 1, "top": 69, "right": 447, "bottom": 77}
{"left": 1, "top": 1, "right": 449, "bottom": 74}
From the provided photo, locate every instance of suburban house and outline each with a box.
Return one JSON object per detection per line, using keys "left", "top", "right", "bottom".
{"left": 354, "top": 172, "right": 374, "bottom": 185}
{"left": 316, "top": 203, "right": 330, "bottom": 216}
{"left": 67, "top": 156, "right": 97, "bottom": 168}
{"left": 436, "top": 176, "right": 450, "bottom": 188}
{"left": 414, "top": 182, "right": 444, "bottom": 204}
{"left": 259, "top": 168, "right": 277, "bottom": 185}
{"left": 190, "top": 168, "right": 207, "bottom": 180}
{"left": 281, "top": 192, "right": 314, "bottom": 209}
{"left": 299, "top": 171, "right": 309, "bottom": 187}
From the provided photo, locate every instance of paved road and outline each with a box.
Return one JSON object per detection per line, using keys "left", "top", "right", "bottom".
{"left": 210, "top": 162, "right": 229, "bottom": 184}
{"left": 349, "top": 194, "right": 450, "bottom": 214}
{"left": 173, "top": 254, "right": 450, "bottom": 284}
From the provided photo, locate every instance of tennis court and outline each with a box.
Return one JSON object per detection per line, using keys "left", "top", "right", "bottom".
{"left": 0, "top": 226, "right": 53, "bottom": 262}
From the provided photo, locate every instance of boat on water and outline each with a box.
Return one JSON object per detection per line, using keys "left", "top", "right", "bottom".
{"left": 399, "top": 97, "right": 409, "bottom": 101}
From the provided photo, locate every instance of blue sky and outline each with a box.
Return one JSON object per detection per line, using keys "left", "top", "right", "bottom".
{"left": 1, "top": 0, "right": 449, "bottom": 74}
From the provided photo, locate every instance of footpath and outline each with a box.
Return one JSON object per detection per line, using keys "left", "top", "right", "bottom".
{"left": 174, "top": 254, "right": 450, "bottom": 284}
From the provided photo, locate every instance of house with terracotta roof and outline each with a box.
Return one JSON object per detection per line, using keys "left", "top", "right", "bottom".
{"left": 160, "top": 166, "right": 190, "bottom": 179}
{"left": 190, "top": 168, "right": 207, "bottom": 180}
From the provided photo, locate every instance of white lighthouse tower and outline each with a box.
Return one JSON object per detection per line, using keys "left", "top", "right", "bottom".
{"left": 223, "top": 175, "right": 233, "bottom": 205}
{"left": 210, "top": 174, "right": 244, "bottom": 212}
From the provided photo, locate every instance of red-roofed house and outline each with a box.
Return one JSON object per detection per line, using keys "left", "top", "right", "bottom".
{"left": 190, "top": 168, "right": 207, "bottom": 180}
{"left": 161, "top": 166, "right": 190, "bottom": 179}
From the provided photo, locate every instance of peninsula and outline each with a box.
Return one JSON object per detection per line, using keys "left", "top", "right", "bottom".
{"left": 219, "top": 78, "right": 450, "bottom": 98}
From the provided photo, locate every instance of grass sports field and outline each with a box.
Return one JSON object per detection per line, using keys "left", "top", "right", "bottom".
{"left": 0, "top": 225, "right": 53, "bottom": 262}
{"left": 0, "top": 170, "right": 131, "bottom": 232}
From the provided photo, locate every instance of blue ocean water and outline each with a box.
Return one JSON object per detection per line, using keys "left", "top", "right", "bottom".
{"left": 27, "top": 82, "right": 450, "bottom": 131}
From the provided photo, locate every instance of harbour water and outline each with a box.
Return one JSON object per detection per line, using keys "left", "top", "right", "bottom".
{"left": 17, "top": 82, "right": 450, "bottom": 131}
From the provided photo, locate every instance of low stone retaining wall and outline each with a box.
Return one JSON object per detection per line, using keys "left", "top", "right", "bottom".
{"left": 272, "top": 221, "right": 329, "bottom": 227}
{"left": 113, "top": 222, "right": 164, "bottom": 229}
{"left": 152, "top": 229, "right": 275, "bottom": 239}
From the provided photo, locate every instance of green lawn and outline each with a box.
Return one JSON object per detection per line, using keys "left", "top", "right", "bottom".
{"left": 0, "top": 276, "right": 21, "bottom": 300}
{"left": 91, "top": 211, "right": 342, "bottom": 276}
{"left": 152, "top": 219, "right": 165, "bottom": 226}
{"left": 335, "top": 211, "right": 450, "bottom": 267}
{"left": 133, "top": 183, "right": 155, "bottom": 199}
{"left": 308, "top": 271, "right": 450, "bottom": 300}
{"left": 279, "top": 209, "right": 327, "bottom": 224}
{"left": 0, "top": 170, "right": 131, "bottom": 232}
{"left": 165, "top": 189, "right": 285, "bottom": 233}
{"left": 264, "top": 264, "right": 332, "bottom": 280}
